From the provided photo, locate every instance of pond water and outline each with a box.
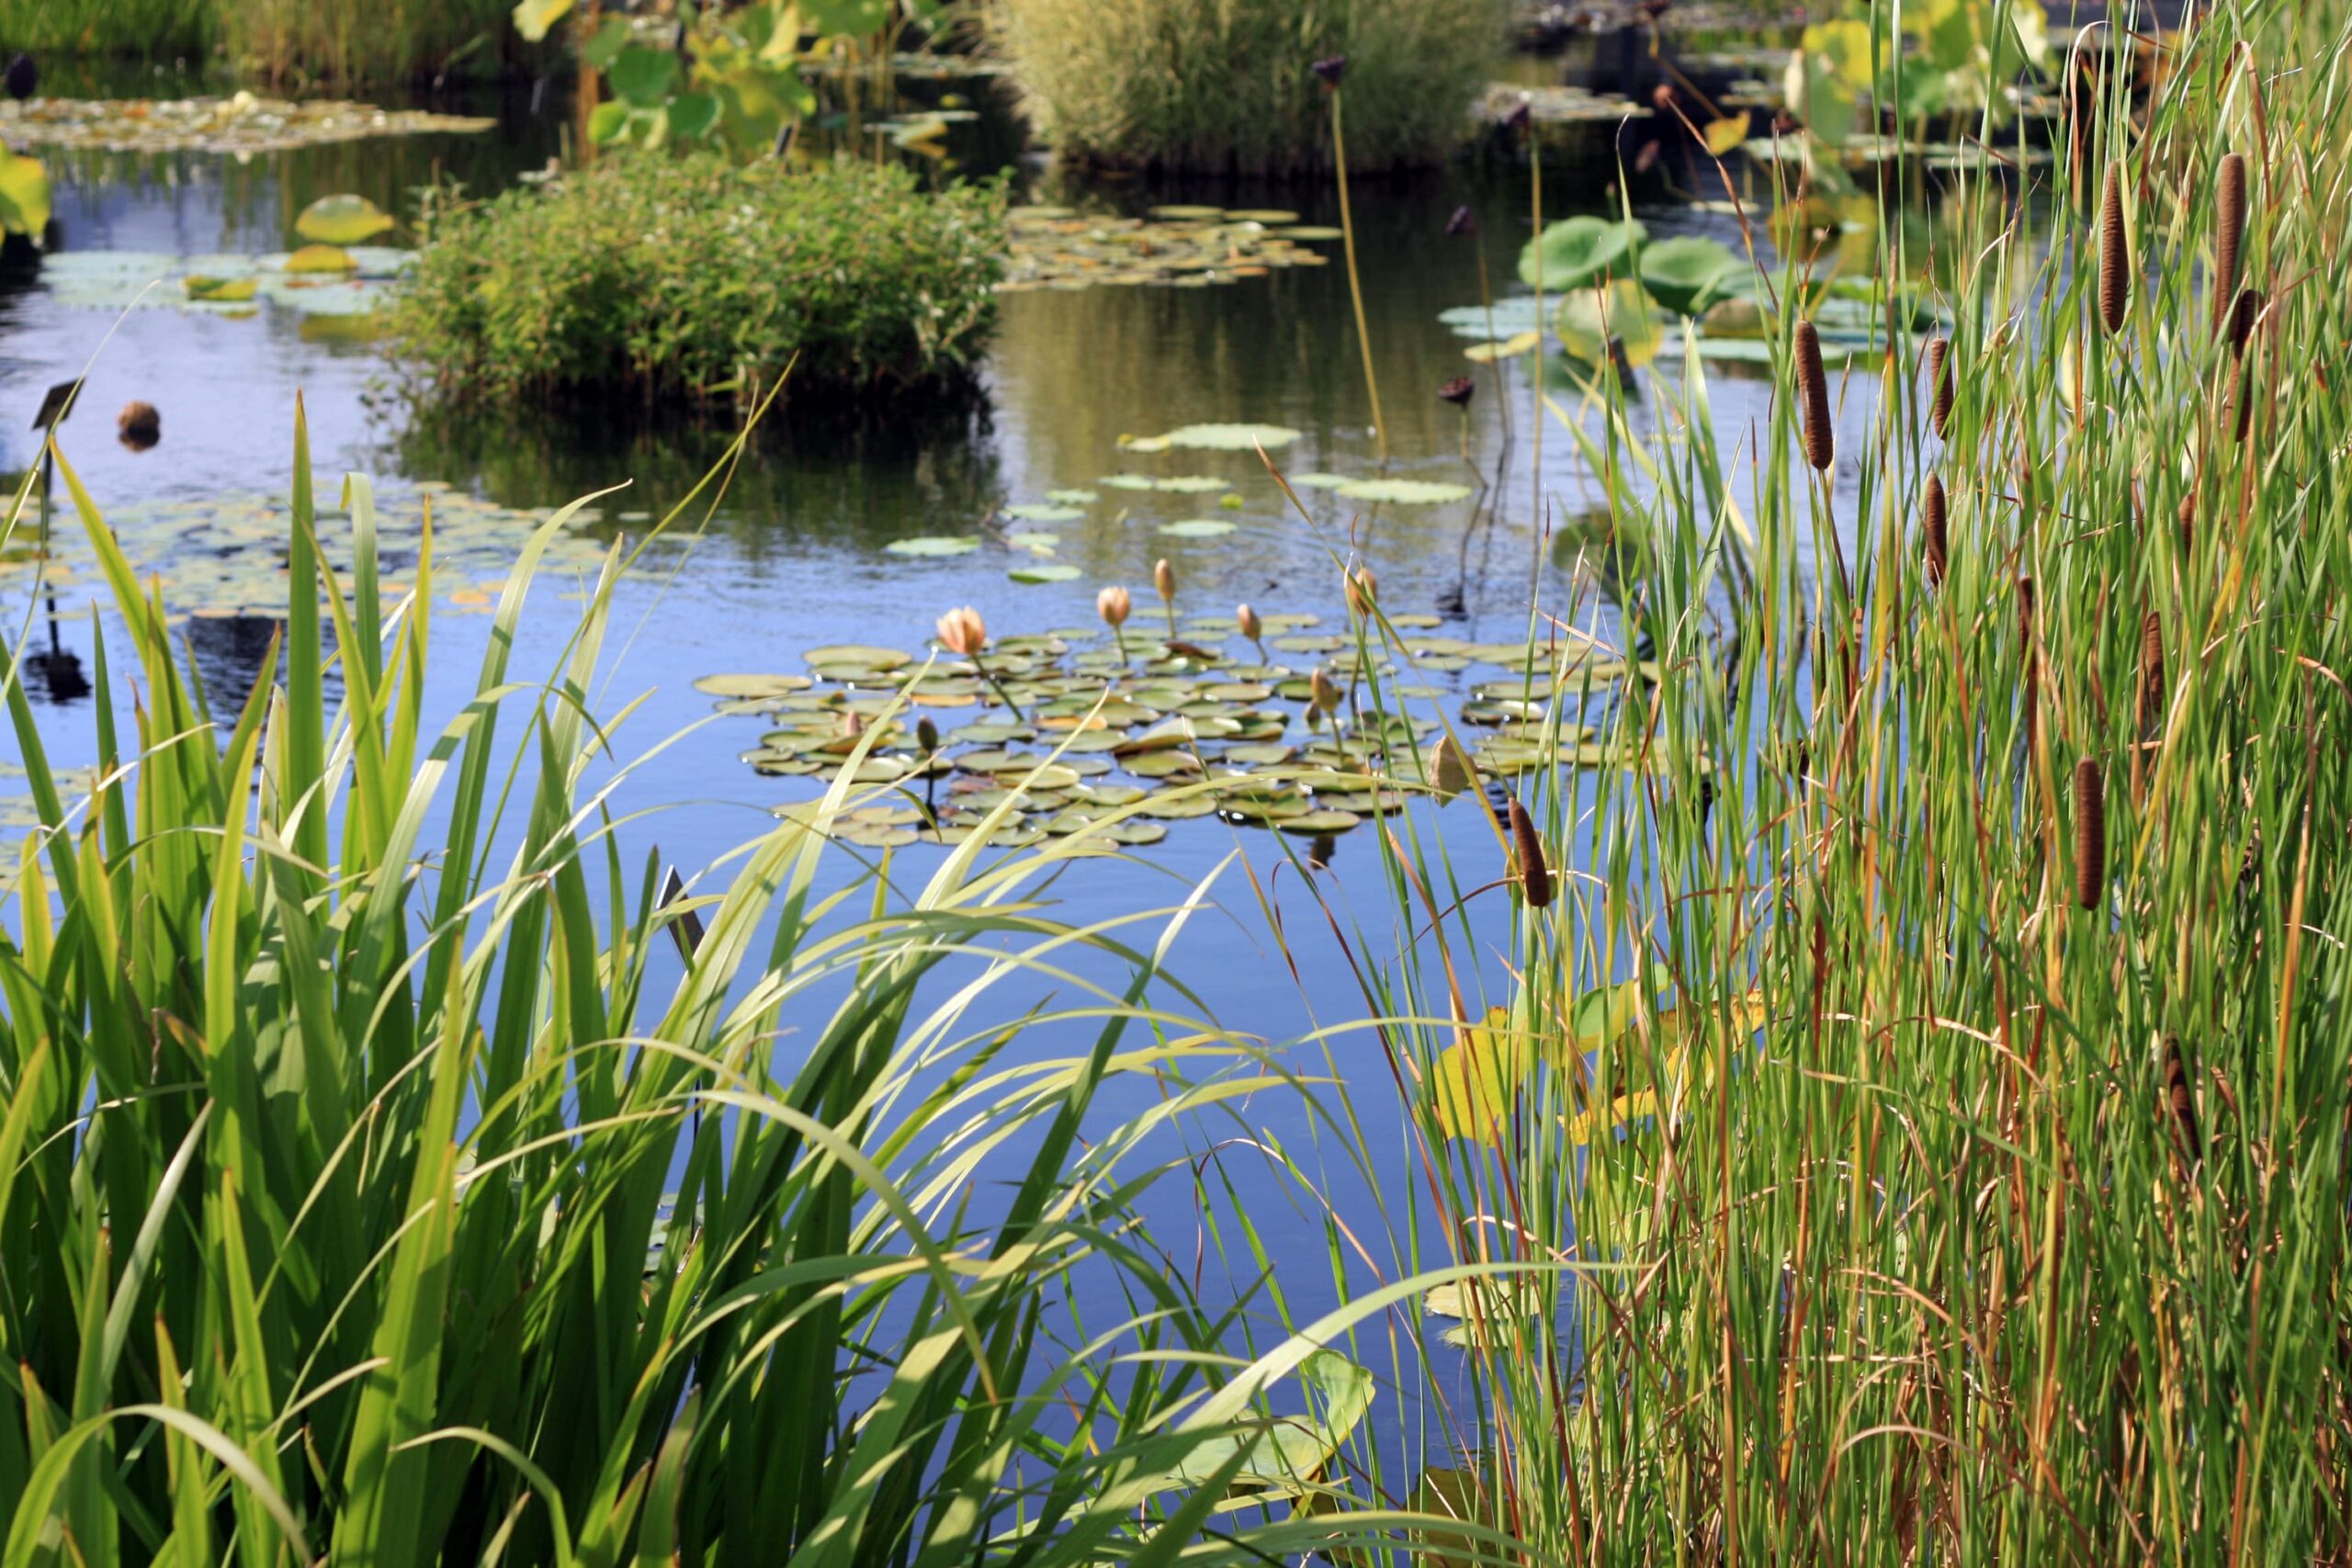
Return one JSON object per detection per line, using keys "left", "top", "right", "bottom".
{"left": 0, "top": 42, "right": 1902, "bottom": 1463}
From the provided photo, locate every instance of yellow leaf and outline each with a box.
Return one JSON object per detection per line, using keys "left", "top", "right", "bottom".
{"left": 0, "top": 152, "right": 51, "bottom": 239}
{"left": 1427, "top": 1007, "right": 1532, "bottom": 1141}
{"left": 1464, "top": 329, "right": 1544, "bottom": 363}
{"left": 1702, "top": 112, "right": 1751, "bottom": 157}
{"left": 511, "top": 0, "right": 575, "bottom": 42}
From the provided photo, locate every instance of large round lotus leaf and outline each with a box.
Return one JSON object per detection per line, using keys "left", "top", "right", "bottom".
{"left": 1333, "top": 478, "right": 1476, "bottom": 505}
{"left": 884, "top": 535, "right": 981, "bottom": 557}
{"left": 296, "top": 193, "right": 394, "bottom": 245}
{"left": 695, "top": 672, "right": 814, "bottom": 699}
{"left": 806, "top": 645, "right": 913, "bottom": 671}
{"left": 1518, "top": 215, "right": 1645, "bottom": 289}
{"left": 1154, "top": 423, "right": 1302, "bottom": 451}
{"left": 1638, "top": 234, "right": 1746, "bottom": 316}
{"left": 1555, "top": 279, "right": 1668, "bottom": 369}
{"left": 1159, "top": 518, "right": 1237, "bottom": 537}
{"left": 282, "top": 243, "right": 359, "bottom": 275}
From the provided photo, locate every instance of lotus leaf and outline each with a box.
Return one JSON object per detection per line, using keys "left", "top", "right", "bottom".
{"left": 1518, "top": 214, "right": 1646, "bottom": 290}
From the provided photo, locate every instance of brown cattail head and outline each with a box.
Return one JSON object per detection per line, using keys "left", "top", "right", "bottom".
{"left": 1795, "top": 320, "right": 1834, "bottom": 472}
{"left": 2017, "top": 574, "right": 2037, "bottom": 647}
{"left": 2098, "top": 163, "right": 2129, "bottom": 336}
{"left": 1923, "top": 474, "right": 1949, "bottom": 586}
{"left": 2176, "top": 491, "right": 2195, "bottom": 552}
{"left": 2227, "top": 286, "right": 2264, "bottom": 354}
{"left": 2073, "top": 757, "right": 2106, "bottom": 910}
{"left": 2136, "top": 611, "right": 2165, "bottom": 738}
{"left": 2231, "top": 352, "right": 2256, "bottom": 444}
{"left": 2213, "top": 152, "right": 2247, "bottom": 335}
{"left": 1508, "top": 796, "right": 1553, "bottom": 908}
{"left": 2162, "top": 1033, "right": 2201, "bottom": 1162}
{"left": 1926, "top": 336, "right": 1953, "bottom": 437}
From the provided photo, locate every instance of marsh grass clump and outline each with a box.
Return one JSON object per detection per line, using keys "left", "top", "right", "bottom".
{"left": 989, "top": 0, "right": 1505, "bottom": 173}
{"left": 390, "top": 156, "right": 1005, "bottom": 414}
{"left": 1297, "top": 2, "right": 2352, "bottom": 1550}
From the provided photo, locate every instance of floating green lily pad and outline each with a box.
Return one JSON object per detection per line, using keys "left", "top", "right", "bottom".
{"left": 885, "top": 535, "right": 982, "bottom": 557}
{"left": 1334, "top": 478, "right": 1476, "bottom": 505}
{"left": 1003, "top": 502, "right": 1085, "bottom": 523}
{"left": 1009, "top": 563, "right": 1082, "bottom": 583}
{"left": 1152, "top": 423, "right": 1303, "bottom": 451}
{"left": 1159, "top": 518, "right": 1238, "bottom": 537}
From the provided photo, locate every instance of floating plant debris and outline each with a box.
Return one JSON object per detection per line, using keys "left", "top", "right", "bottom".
{"left": 701, "top": 614, "right": 1667, "bottom": 851}
{"left": 32, "top": 247, "right": 414, "bottom": 321}
{"left": 1001, "top": 207, "right": 1335, "bottom": 292}
{"left": 0, "top": 485, "right": 612, "bottom": 621}
{"left": 1, "top": 94, "right": 494, "bottom": 155}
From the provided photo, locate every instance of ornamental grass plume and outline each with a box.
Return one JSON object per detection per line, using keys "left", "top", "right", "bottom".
{"left": 1795, "top": 321, "right": 1833, "bottom": 472}
{"left": 2214, "top": 152, "right": 2247, "bottom": 334}
{"left": 2073, "top": 757, "right": 2106, "bottom": 910}
{"left": 2099, "top": 162, "right": 2130, "bottom": 335}
{"left": 1508, "top": 796, "right": 1552, "bottom": 908}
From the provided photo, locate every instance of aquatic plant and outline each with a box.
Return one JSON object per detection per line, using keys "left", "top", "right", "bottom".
{"left": 0, "top": 413, "right": 1474, "bottom": 1562}
{"left": 389, "top": 155, "right": 1005, "bottom": 412}
{"left": 987, "top": 0, "right": 1506, "bottom": 174}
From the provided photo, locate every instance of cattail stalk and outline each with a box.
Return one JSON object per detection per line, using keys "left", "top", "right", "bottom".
{"left": 2073, "top": 758, "right": 2106, "bottom": 910}
{"left": 2098, "top": 163, "right": 2129, "bottom": 336}
{"left": 1508, "top": 797, "right": 1552, "bottom": 909}
{"left": 1796, "top": 320, "right": 1833, "bottom": 472}
{"left": 2213, "top": 152, "right": 2247, "bottom": 336}
{"left": 2162, "top": 1033, "right": 2201, "bottom": 1162}
{"left": 1923, "top": 474, "right": 1949, "bottom": 586}
{"left": 1926, "top": 336, "right": 1953, "bottom": 438}
{"left": 2227, "top": 287, "right": 2263, "bottom": 354}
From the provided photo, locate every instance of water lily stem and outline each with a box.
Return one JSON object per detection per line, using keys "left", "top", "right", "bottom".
{"left": 975, "top": 656, "right": 1025, "bottom": 720}
{"left": 1113, "top": 626, "right": 1128, "bottom": 663}
{"left": 1329, "top": 90, "right": 1388, "bottom": 463}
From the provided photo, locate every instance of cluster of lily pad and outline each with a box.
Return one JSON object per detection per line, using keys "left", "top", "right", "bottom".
{"left": 1001, "top": 204, "right": 1342, "bottom": 292}
{"left": 32, "top": 193, "right": 408, "bottom": 324}
{"left": 0, "top": 481, "right": 615, "bottom": 622}
{"left": 697, "top": 603, "right": 1658, "bottom": 852}
{"left": 0, "top": 94, "right": 494, "bottom": 155}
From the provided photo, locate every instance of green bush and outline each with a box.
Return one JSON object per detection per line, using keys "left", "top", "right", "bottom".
{"left": 988, "top": 0, "right": 1506, "bottom": 174}
{"left": 390, "top": 155, "right": 1006, "bottom": 412}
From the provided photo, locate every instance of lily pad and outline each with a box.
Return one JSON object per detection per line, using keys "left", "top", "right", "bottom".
{"left": 1159, "top": 518, "right": 1238, "bottom": 537}
{"left": 1003, "top": 502, "right": 1085, "bottom": 523}
{"left": 295, "top": 193, "right": 395, "bottom": 245}
{"left": 1333, "top": 478, "right": 1476, "bottom": 505}
{"left": 1638, "top": 234, "right": 1747, "bottom": 316}
{"left": 884, "top": 535, "right": 983, "bottom": 557}
{"left": 1518, "top": 215, "right": 1646, "bottom": 290}
{"left": 1009, "top": 563, "right": 1082, "bottom": 583}
{"left": 1152, "top": 423, "right": 1303, "bottom": 451}
{"left": 283, "top": 243, "right": 358, "bottom": 275}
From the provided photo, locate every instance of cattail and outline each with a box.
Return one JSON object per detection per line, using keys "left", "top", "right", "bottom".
{"left": 2072, "top": 758, "right": 2105, "bottom": 910}
{"left": 1925, "top": 336, "right": 1953, "bottom": 437}
{"left": 1508, "top": 796, "right": 1553, "bottom": 908}
{"left": 2227, "top": 286, "right": 2263, "bottom": 354}
{"left": 2162, "top": 1033, "right": 2201, "bottom": 1161}
{"left": 2018, "top": 577, "right": 2040, "bottom": 755}
{"left": 2231, "top": 352, "right": 2256, "bottom": 444}
{"left": 2017, "top": 575, "right": 2037, "bottom": 647}
{"left": 2213, "top": 152, "right": 2247, "bottom": 336}
{"left": 1795, "top": 320, "right": 1834, "bottom": 472}
{"left": 2098, "top": 162, "right": 2129, "bottom": 336}
{"left": 1923, "top": 474, "right": 1949, "bottom": 586}
{"left": 2176, "top": 491, "right": 2195, "bottom": 552}
{"left": 2136, "top": 611, "right": 2165, "bottom": 739}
